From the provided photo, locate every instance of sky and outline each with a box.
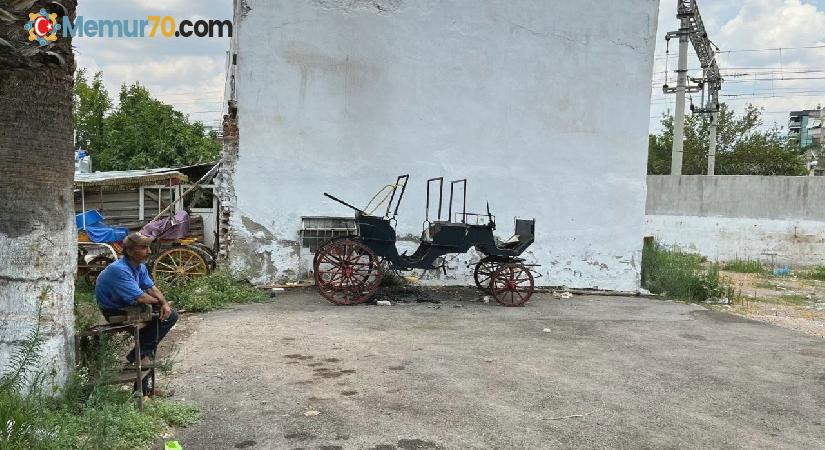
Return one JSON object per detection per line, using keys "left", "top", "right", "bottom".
{"left": 651, "top": 0, "right": 825, "bottom": 132}
{"left": 72, "top": 0, "right": 825, "bottom": 134}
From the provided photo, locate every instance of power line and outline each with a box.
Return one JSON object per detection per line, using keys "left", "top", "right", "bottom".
{"left": 653, "top": 44, "right": 825, "bottom": 59}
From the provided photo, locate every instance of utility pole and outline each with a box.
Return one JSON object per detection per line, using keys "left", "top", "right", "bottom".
{"left": 662, "top": 0, "right": 721, "bottom": 175}
{"left": 706, "top": 89, "right": 719, "bottom": 174}
{"left": 670, "top": 20, "right": 690, "bottom": 176}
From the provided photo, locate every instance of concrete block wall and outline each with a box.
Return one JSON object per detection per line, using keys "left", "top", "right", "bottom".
{"left": 645, "top": 175, "right": 825, "bottom": 267}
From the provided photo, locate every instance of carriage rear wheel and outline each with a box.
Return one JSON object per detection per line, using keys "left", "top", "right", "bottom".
{"left": 152, "top": 247, "right": 210, "bottom": 285}
{"left": 186, "top": 242, "right": 217, "bottom": 270}
{"left": 313, "top": 238, "right": 382, "bottom": 305}
{"left": 473, "top": 258, "right": 502, "bottom": 292}
{"left": 84, "top": 256, "right": 114, "bottom": 286}
{"left": 489, "top": 262, "right": 534, "bottom": 307}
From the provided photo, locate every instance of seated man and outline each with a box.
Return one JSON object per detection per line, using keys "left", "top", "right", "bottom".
{"left": 95, "top": 232, "right": 177, "bottom": 392}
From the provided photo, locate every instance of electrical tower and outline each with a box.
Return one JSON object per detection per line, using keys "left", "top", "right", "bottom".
{"left": 662, "top": 0, "right": 723, "bottom": 175}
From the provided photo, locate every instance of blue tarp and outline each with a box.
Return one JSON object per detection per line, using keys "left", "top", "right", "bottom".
{"left": 76, "top": 210, "right": 128, "bottom": 243}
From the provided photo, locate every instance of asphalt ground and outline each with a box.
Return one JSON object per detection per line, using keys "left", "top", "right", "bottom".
{"left": 162, "top": 288, "right": 825, "bottom": 449}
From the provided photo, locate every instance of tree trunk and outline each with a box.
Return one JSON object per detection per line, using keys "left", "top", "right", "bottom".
{"left": 0, "top": 0, "right": 77, "bottom": 391}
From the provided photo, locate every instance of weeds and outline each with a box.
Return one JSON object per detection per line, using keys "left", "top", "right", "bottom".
{"left": 723, "top": 257, "right": 767, "bottom": 274}
{"left": 74, "top": 280, "right": 102, "bottom": 332}
{"left": 757, "top": 294, "right": 811, "bottom": 307}
{"left": 379, "top": 265, "right": 410, "bottom": 289}
{"left": 642, "top": 240, "right": 735, "bottom": 302}
{"left": 1, "top": 285, "right": 201, "bottom": 449}
{"left": 800, "top": 266, "right": 825, "bottom": 281}
{"left": 159, "top": 268, "right": 268, "bottom": 312}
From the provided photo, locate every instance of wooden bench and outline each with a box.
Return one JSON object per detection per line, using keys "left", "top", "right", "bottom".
{"left": 74, "top": 305, "right": 159, "bottom": 410}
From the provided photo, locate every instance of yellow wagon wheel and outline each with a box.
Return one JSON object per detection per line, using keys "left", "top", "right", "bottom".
{"left": 152, "top": 247, "right": 209, "bottom": 285}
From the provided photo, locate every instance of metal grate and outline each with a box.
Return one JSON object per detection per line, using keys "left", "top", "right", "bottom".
{"left": 300, "top": 216, "right": 357, "bottom": 252}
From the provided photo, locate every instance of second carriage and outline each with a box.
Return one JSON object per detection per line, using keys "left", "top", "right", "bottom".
{"left": 313, "top": 175, "right": 537, "bottom": 306}
{"left": 77, "top": 210, "right": 215, "bottom": 286}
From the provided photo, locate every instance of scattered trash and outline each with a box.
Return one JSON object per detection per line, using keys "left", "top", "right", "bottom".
{"left": 542, "top": 328, "right": 551, "bottom": 333}
{"left": 376, "top": 300, "right": 392, "bottom": 306}
{"left": 638, "top": 288, "right": 653, "bottom": 295}
{"left": 260, "top": 281, "right": 315, "bottom": 289}
{"left": 453, "top": 304, "right": 463, "bottom": 308}
{"left": 304, "top": 410, "right": 321, "bottom": 417}
{"left": 773, "top": 266, "right": 791, "bottom": 276}
{"left": 482, "top": 296, "right": 490, "bottom": 304}
{"left": 543, "top": 410, "right": 597, "bottom": 421}
{"left": 553, "top": 291, "right": 573, "bottom": 299}
{"left": 271, "top": 287, "right": 285, "bottom": 292}
{"left": 485, "top": 359, "right": 494, "bottom": 363}
{"left": 165, "top": 441, "right": 183, "bottom": 450}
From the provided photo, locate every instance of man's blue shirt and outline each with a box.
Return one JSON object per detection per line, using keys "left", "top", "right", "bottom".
{"left": 95, "top": 257, "right": 154, "bottom": 310}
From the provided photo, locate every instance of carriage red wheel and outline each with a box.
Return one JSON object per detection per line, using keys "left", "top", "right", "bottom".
{"left": 489, "top": 262, "right": 534, "bottom": 307}
{"left": 313, "top": 238, "right": 382, "bottom": 305}
{"left": 473, "top": 258, "right": 501, "bottom": 292}
{"left": 313, "top": 235, "right": 356, "bottom": 269}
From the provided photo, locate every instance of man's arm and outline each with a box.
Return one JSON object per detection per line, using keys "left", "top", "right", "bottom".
{"left": 145, "top": 286, "right": 167, "bottom": 304}
{"left": 136, "top": 287, "right": 172, "bottom": 320}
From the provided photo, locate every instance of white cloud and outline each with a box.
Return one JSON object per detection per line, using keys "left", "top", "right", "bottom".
{"left": 718, "top": 0, "right": 825, "bottom": 64}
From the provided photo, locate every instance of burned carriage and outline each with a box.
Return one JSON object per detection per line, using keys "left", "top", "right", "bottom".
{"left": 313, "top": 175, "right": 537, "bottom": 306}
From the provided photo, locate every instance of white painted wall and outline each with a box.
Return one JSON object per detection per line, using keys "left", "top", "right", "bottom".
{"left": 227, "top": 0, "right": 660, "bottom": 290}
{"left": 645, "top": 215, "right": 825, "bottom": 267}
{"left": 645, "top": 176, "right": 825, "bottom": 267}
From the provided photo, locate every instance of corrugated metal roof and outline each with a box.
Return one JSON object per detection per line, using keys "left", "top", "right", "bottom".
{"left": 74, "top": 168, "right": 188, "bottom": 187}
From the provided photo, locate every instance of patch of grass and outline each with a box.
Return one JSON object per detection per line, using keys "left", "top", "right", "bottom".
{"left": 144, "top": 399, "right": 200, "bottom": 427}
{"left": 160, "top": 268, "right": 269, "bottom": 312}
{"left": 642, "top": 240, "right": 735, "bottom": 303}
{"left": 74, "top": 280, "right": 103, "bottom": 332}
{"left": 777, "top": 294, "right": 810, "bottom": 306}
{"left": 723, "top": 257, "right": 767, "bottom": 274}
{"left": 799, "top": 265, "right": 825, "bottom": 281}
{"left": 1, "top": 287, "right": 201, "bottom": 449}
{"left": 752, "top": 294, "right": 811, "bottom": 307}
{"left": 379, "top": 265, "right": 410, "bottom": 289}
{"left": 753, "top": 280, "right": 776, "bottom": 290}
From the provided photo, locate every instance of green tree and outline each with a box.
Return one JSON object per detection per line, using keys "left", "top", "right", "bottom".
{"left": 97, "top": 83, "right": 220, "bottom": 171}
{"left": 648, "top": 104, "right": 807, "bottom": 176}
{"left": 73, "top": 68, "right": 112, "bottom": 156}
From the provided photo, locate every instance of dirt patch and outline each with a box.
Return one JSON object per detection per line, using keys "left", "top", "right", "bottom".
{"left": 719, "top": 271, "right": 825, "bottom": 338}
